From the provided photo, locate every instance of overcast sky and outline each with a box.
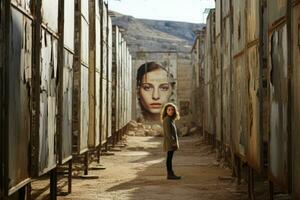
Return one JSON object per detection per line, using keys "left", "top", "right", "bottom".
{"left": 107, "top": 0, "right": 215, "bottom": 24}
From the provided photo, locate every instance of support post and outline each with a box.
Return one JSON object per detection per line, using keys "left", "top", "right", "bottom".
{"left": 68, "top": 160, "right": 72, "bottom": 194}
{"left": 84, "top": 152, "right": 89, "bottom": 175}
{"left": 50, "top": 168, "right": 57, "bottom": 200}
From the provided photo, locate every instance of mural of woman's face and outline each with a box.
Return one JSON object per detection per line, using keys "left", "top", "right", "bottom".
{"left": 139, "top": 68, "right": 172, "bottom": 115}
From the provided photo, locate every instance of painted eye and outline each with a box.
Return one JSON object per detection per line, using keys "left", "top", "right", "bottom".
{"left": 142, "top": 84, "right": 153, "bottom": 91}
{"left": 159, "top": 84, "right": 170, "bottom": 91}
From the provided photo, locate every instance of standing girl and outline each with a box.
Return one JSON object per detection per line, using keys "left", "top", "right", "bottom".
{"left": 161, "top": 103, "right": 181, "bottom": 180}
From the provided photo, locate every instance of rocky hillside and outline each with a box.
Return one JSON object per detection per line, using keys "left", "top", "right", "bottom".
{"left": 110, "top": 12, "right": 204, "bottom": 52}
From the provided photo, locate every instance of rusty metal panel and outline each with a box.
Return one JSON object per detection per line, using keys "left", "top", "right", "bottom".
{"left": 215, "top": 0, "right": 221, "bottom": 37}
{"left": 222, "top": 16, "right": 231, "bottom": 146}
{"left": 108, "top": 16, "right": 112, "bottom": 82}
{"left": 41, "top": 0, "right": 59, "bottom": 33}
{"left": 232, "top": 0, "right": 246, "bottom": 56}
{"left": 246, "top": 44, "right": 261, "bottom": 170}
{"left": 81, "top": 19, "right": 89, "bottom": 66}
{"left": 60, "top": 49, "right": 73, "bottom": 163}
{"left": 58, "top": 0, "right": 74, "bottom": 164}
{"left": 268, "top": 24, "right": 289, "bottom": 189}
{"left": 38, "top": 28, "right": 58, "bottom": 175}
{"left": 106, "top": 16, "right": 113, "bottom": 138}
{"left": 231, "top": 55, "right": 246, "bottom": 157}
{"left": 96, "top": 4, "right": 101, "bottom": 73}
{"left": 246, "top": 0, "right": 260, "bottom": 42}
{"left": 11, "top": 0, "right": 31, "bottom": 14}
{"left": 2, "top": 5, "right": 32, "bottom": 195}
{"left": 222, "top": 0, "right": 230, "bottom": 17}
{"left": 292, "top": 2, "right": 300, "bottom": 197}
{"left": 81, "top": 0, "right": 89, "bottom": 23}
{"left": 73, "top": 0, "right": 89, "bottom": 154}
{"left": 95, "top": 72, "right": 100, "bottom": 145}
{"left": 111, "top": 26, "right": 119, "bottom": 134}
{"left": 102, "top": 1, "right": 107, "bottom": 80}
{"left": 64, "top": 0, "right": 75, "bottom": 51}
{"left": 80, "top": 65, "right": 89, "bottom": 152}
{"left": 107, "top": 81, "right": 112, "bottom": 138}
{"left": 204, "top": 10, "right": 216, "bottom": 137}
{"left": 101, "top": 79, "right": 108, "bottom": 144}
{"left": 267, "top": 0, "right": 287, "bottom": 27}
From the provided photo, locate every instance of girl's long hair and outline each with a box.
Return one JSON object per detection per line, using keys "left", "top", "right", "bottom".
{"left": 160, "top": 102, "right": 180, "bottom": 122}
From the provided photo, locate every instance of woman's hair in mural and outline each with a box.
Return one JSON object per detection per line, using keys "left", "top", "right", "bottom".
{"left": 160, "top": 102, "right": 180, "bottom": 122}
{"left": 136, "top": 62, "right": 174, "bottom": 86}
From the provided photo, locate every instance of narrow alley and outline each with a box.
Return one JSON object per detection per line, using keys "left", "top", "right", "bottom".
{"left": 33, "top": 134, "right": 252, "bottom": 200}
{"left": 1, "top": 0, "right": 300, "bottom": 199}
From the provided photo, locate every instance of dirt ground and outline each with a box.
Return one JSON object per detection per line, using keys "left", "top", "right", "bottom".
{"left": 49, "top": 135, "right": 253, "bottom": 200}
{"left": 31, "top": 134, "right": 293, "bottom": 200}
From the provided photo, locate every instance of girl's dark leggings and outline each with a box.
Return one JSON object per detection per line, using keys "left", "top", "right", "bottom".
{"left": 166, "top": 150, "right": 174, "bottom": 173}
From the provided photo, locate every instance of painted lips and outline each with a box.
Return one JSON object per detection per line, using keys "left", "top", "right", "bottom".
{"left": 150, "top": 103, "right": 162, "bottom": 108}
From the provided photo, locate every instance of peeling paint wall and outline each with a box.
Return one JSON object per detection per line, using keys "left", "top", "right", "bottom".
{"left": 58, "top": 0, "right": 75, "bottom": 164}
{"left": 6, "top": 3, "right": 32, "bottom": 193}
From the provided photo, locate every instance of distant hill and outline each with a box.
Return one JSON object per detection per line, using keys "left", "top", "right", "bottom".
{"left": 110, "top": 12, "right": 205, "bottom": 52}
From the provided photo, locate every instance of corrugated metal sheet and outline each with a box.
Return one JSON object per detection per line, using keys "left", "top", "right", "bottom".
{"left": 268, "top": 23, "right": 289, "bottom": 189}
{"left": 292, "top": 2, "right": 300, "bottom": 197}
